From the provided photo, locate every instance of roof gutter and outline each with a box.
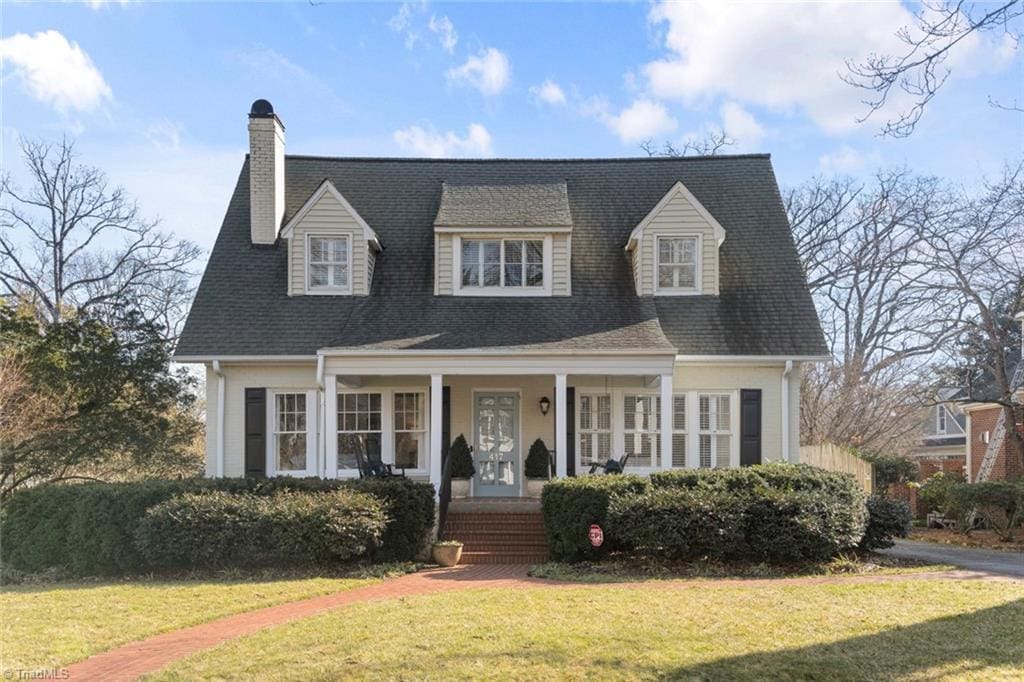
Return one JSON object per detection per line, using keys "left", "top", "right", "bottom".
{"left": 212, "top": 360, "right": 225, "bottom": 478}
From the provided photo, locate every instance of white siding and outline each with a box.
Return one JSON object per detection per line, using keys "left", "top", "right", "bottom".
{"left": 435, "top": 232, "right": 571, "bottom": 296}
{"left": 288, "top": 191, "right": 370, "bottom": 296}
{"left": 634, "top": 189, "right": 720, "bottom": 296}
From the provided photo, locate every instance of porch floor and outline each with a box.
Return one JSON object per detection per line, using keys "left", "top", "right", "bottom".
{"left": 448, "top": 497, "right": 541, "bottom": 513}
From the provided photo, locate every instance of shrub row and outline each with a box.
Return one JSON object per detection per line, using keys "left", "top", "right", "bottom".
{"left": 136, "top": 490, "right": 386, "bottom": 568}
{"left": 1, "top": 477, "right": 435, "bottom": 575}
{"left": 543, "top": 464, "right": 874, "bottom": 563}
{"left": 946, "top": 481, "right": 1024, "bottom": 540}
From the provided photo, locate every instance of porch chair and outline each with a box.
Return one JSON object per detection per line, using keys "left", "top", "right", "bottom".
{"left": 588, "top": 452, "right": 631, "bottom": 475}
{"left": 354, "top": 449, "right": 407, "bottom": 479}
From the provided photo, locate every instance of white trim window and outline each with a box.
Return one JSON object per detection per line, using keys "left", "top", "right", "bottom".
{"left": 672, "top": 394, "right": 687, "bottom": 468}
{"left": 270, "top": 391, "right": 315, "bottom": 475}
{"left": 308, "top": 235, "right": 351, "bottom": 292}
{"left": 656, "top": 236, "right": 699, "bottom": 293}
{"left": 337, "top": 392, "right": 382, "bottom": 471}
{"left": 698, "top": 394, "right": 732, "bottom": 468}
{"left": 936, "top": 405, "right": 948, "bottom": 434}
{"left": 394, "top": 392, "right": 427, "bottom": 470}
{"left": 461, "top": 238, "right": 544, "bottom": 289}
{"left": 623, "top": 394, "right": 660, "bottom": 467}
{"left": 578, "top": 393, "right": 612, "bottom": 468}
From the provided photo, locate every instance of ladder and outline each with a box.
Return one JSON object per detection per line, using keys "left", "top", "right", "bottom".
{"left": 976, "top": 362, "right": 1024, "bottom": 482}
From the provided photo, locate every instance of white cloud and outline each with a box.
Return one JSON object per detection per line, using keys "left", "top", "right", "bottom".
{"left": 393, "top": 123, "right": 493, "bottom": 157}
{"left": 446, "top": 48, "right": 510, "bottom": 96}
{"left": 643, "top": 1, "right": 950, "bottom": 134}
{"left": 388, "top": 1, "right": 428, "bottom": 50}
{"left": 530, "top": 79, "right": 567, "bottom": 106}
{"left": 229, "top": 47, "right": 343, "bottom": 109}
{"left": 598, "top": 99, "right": 677, "bottom": 144}
{"left": 428, "top": 15, "right": 458, "bottom": 54}
{"left": 85, "top": 0, "right": 132, "bottom": 9}
{"left": 145, "top": 119, "right": 183, "bottom": 152}
{"left": 720, "top": 101, "right": 764, "bottom": 149}
{"left": 818, "top": 145, "right": 881, "bottom": 173}
{"left": 0, "top": 30, "right": 113, "bottom": 113}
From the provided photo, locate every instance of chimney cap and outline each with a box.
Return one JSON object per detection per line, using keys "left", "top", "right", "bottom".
{"left": 249, "top": 99, "right": 276, "bottom": 118}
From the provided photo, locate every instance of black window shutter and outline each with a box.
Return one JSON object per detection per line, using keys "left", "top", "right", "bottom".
{"left": 244, "top": 388, "right": 267, "bottom": 477}
{"left": 566, "top": 386, "right": 576, "bottom": 477}
{"left": 740, "top": 389, "right": 762, "bottom": 467}
{"left": 441, "top": 385, "right": 451, "bottom": 465}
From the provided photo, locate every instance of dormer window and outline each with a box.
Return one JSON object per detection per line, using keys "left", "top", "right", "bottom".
{"left": 936, "top": 405, "right": 948, "bottom": 434}
{"left": 657, "top": 236, "right": 700, "bottom": 294}
{"left": 307, "top": 235, "right": 351, "bottom": 294}
{"left": 461, "top": 238, "right": 544, "bottom": 289}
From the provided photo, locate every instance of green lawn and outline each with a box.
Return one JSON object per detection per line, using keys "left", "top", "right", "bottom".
{"left": 151, "top": 579, "right": 1024, "bottom": 681}
{"left": 0, "top": 573, "right": 377, "bottom": 673}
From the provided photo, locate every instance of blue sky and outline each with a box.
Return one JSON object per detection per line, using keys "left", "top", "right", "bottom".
{"left": 2, "top": 1, "right": 1021, "bottom": 253}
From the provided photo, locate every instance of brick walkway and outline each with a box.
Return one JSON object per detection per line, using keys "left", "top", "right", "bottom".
{"left": 62, "top": 565, "right": 1016, "bottom": 681}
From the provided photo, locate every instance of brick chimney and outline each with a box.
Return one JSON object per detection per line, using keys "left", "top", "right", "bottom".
{"left": 247, "top": 99, "right": 285, "bottom": 245}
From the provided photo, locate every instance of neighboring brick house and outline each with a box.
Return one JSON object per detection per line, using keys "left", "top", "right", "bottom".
{"left": 909, "top": 388, "right": 967, "bottom": 477}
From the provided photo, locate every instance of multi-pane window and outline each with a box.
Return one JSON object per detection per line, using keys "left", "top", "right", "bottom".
{"left": 623, "top": 395, "right": 660, "bottom": 467}
{"left": 672, "top": 394, "right": 687, "bottom": 468}
{"left": 461, "top": 239, "right": 544, "bottom": 288}
{"left": 657, "top": 236, "right": 698, "bottom": 291}
{"left": 337, "top": 392, "right": 382, "bottom": 471}
{"left": 394, "top": 392, "right": 427, "bottom": 470}
{"left": 936, "top": 406, "right": 948, "bottom": 434}
{"left": 274, "top": 393, "right": 308, "bottom": 472}
{"left": 578, "top": 394, "right": 612, "bottom": 467}
{"left": 309, "top": 236, "right": 349, "bottom": 290}
{"left": 699, "top": 394, "right": 732, "bottom": 468}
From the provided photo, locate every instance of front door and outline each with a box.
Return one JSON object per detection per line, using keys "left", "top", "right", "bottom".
{"left": 473, "top": 392, "right": 520, "bottom": 496}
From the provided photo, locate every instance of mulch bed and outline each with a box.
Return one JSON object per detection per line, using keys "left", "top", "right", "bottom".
{"left": 909, "top": 527, "right": 1024, "bottom": 552}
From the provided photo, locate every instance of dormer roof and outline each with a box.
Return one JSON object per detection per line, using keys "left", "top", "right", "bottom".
{"left": 434, "top": 182, "right": 572, "bottom": 230}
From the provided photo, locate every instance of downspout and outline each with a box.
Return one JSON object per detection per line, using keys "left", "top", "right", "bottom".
{"left": 781, "top": 360, "right": 794, "bottom": 462}
{"left": 212, "top": 360, "right": 225, "bottom": 478}
{"left": 316, "top": 355, "right": 325, "bottom": 479}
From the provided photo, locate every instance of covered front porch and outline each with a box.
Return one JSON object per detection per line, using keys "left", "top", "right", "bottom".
{"left": 321, "top": 349, "right": 680, "bottom": 497}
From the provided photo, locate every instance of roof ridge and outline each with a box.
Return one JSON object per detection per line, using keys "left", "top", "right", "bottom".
{"left": 281, "top": 153, "right": 772, "bottom": 163}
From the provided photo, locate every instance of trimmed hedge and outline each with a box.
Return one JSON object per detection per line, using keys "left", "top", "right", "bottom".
{"left": 344, "top": 478, "right": 435, "bottom": 561}
{"left": 541, "top": 475, "right": 649, "bottom": 561}
{"left": 651, "top": 463, "right": 862, "bottom": 496}
{"left": 135, "top": 490, "right": 386, "bottom": 568}
{"left": 859, "top": 495, "right": 912, "bottom": 550}
{"left": 0, "top": 477, "right": 435, "bottom": 575}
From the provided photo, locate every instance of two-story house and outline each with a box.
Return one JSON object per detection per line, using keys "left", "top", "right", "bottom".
{"left": 174, "top": 100, "right": 828, "bottom": 497}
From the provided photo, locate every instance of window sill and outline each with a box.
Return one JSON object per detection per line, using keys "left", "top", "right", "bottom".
{"left": 654, "top": 288, "right": 702, "bottom": 296}
{"left": 305, "top": 288, "right": 353, "bottom": 296}
{"left": 454, "top": 287, "right": 551, "bottom": 297}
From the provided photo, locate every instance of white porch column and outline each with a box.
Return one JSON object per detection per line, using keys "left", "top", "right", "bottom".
{"left": 660, "top": 372, "right": 673, "bottom": 469}
{"left": 555, "top": 374, "right": 568, "bottom": 478}
{"left": 430, "top": 374, "right": 443, "bottom": 494}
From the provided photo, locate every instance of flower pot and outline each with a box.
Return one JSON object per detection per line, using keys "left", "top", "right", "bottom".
{"left": 432, "top": 543, "right": 463, "bottom": 567}
{"left": 525, "top": 478, "right": 548, "bottom": 498}
{"left": 451, "top": 478, "right": 471, "bottom": 499}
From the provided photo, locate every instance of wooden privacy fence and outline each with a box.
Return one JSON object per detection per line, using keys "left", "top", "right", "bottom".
{"left": 799, "top": 443, "right": 874, "bottom": 494}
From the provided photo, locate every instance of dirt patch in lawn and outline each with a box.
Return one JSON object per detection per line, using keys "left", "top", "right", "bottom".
{"left": 909, "top": 527, "right": 1024, "bottom": 552}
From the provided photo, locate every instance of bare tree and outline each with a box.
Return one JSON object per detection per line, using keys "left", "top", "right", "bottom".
{"left": 640, "top": 129, "right": 735, "bottom": 157}
{"left": 927, "top": 161, "right": 1024, "bottom": 471}
{"left": 787, "top": 170, "right": 965, "bottom": 453}
{"left": 845, "top": 1, "right": 1023, "bottom": 137}
{"left": 0, "top": 137, "right": 201, "bottom": 339}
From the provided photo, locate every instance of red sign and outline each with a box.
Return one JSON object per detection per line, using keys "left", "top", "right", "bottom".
{"left": 588, "top": 524, "right": 604, "bottom": 548}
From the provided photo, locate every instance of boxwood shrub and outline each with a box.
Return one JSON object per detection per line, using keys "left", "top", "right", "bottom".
{"left": 541, "top": 475, "right": 648, "bottom": 561}
{"left": 859, "top": 495, "right": 912, "bottom": 550}
{"left": 135, "top": 489, "right": 386, "bottom": 568}
{"left": 0, "top": 477, "right": 435, "bottom": 574}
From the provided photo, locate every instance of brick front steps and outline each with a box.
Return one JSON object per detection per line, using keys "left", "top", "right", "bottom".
{"left": 441, "top": 511, "right": 549, "bottom": 564}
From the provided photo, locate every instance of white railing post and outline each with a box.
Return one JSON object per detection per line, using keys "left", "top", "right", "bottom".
{"left": 660, "top": 372, "right": 673, "bottom": 469}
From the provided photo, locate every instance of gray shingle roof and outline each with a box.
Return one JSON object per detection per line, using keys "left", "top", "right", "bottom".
{"left": 435, "top": 182, "right": 572, "bottom": 227}
{"left": 175, "top": 155, "right": 827, "bottom": 358}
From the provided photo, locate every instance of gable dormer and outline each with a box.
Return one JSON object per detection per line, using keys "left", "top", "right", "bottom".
{"left": 433, "top": 183, "right": 572, "bottom": 297}
{"left": 626, "top": 181, "right": 726, "bottom": 296}
{"left": 282, "top": 180, "right": 381, "bottom": 296}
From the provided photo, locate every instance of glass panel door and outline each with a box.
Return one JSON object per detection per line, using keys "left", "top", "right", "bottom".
{"left": 473, "top": 393, "right": 520, "bottom": 497}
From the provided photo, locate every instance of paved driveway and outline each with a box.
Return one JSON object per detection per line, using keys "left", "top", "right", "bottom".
{"left": 880, "top": 539, "right": 1024, "bottom": 578}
